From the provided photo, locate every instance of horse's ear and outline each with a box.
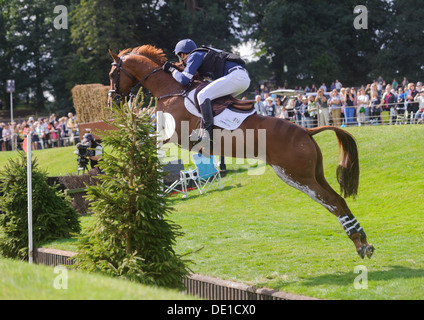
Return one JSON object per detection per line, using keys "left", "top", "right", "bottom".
{"left": 108, "top": 49, "right": 119, "bottom": 62}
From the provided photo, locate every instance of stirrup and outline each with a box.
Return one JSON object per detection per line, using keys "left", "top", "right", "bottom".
{"left": 189, "top": 129, "right": 214, "bottom": 144}
{"left": 190, "top": 130, "right": 214, "bottom": 158}
{"left": 189, "top": 129, "right": 207, "bottom": 143}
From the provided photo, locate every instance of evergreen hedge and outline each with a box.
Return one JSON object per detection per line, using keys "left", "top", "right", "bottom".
{"left": 0, "top": 154, "right": 80, "bottom": 260}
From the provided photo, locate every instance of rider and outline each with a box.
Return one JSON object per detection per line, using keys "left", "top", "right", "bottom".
{"left": 162, "top": 39, "right": 250, "bottom": 148}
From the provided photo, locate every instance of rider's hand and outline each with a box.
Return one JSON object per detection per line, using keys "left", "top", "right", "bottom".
{"left": 162, "top": 61, "right": 175, "bottom": 73}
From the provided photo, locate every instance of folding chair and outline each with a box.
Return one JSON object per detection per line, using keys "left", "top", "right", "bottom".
{"left": 163, "top": 159, "right": 188, "bottom": 198}
{"left": 185, "top": 153, "right": 223, "bottom": 194}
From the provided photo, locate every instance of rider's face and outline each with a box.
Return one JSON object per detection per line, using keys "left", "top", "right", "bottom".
{"left": 178, "top": 53, "right": 189, "bottom": 65}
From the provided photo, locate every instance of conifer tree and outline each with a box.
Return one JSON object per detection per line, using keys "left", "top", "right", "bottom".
{"left": 74, "top": 91, "right": 190, "bottom": 289}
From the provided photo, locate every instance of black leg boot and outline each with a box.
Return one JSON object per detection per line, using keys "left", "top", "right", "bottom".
{"left": 199, "top": 98, "right": 214, "bottom": 154}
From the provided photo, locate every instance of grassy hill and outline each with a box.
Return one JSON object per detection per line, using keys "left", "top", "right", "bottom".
{"left": 2, "top": 124, "right": 424, "bottom": 299}
{"left": 0, "top": 258, "right": 194, "bottom": 300}
{"left": 0, "top": 146, "right": 79, "bottom": 176}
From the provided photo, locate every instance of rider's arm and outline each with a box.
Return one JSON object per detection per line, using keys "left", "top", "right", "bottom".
{"left": 172, "top": 52, "right": 204, "bottom": 85}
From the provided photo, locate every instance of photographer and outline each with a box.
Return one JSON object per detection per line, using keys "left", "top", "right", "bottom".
{"left": 83, "top": 133, "right": 102, "bottom": 170}
{"left": 344, "top": 88, "right": 355, "bottom": 126}
{"left": 75, "top": 133, "right": 102, "bottom": 174}
{"left": 316, "top": 89, "right": 329, "bottom": 126}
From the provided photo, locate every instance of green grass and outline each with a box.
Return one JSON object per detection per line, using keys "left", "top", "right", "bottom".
{"left": 168, "top": 125, "right": 424, "bottom": 300}
{"left": 0, "top": 146, "right": 79, "bottom": 176}
{"left": 2, "top": 125, "right": 424, "bottom": 299}
{"left": 0, "top": 258, "right": 194, "bottom": 300}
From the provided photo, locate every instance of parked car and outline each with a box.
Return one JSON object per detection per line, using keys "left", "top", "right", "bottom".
{"left": 305, "top": 92, "right": 331, "bottom": 100}
{"left": 270, "top": 89, "right": 304, "bottom": 110}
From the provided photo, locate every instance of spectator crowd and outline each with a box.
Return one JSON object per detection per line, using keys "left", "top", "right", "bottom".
{"left": 0, "top": 112, "right": 80, "bottom": 152}
{"left": 253, "top": 76, "right": 424, "bottom": 128}
{"left": 1, "top": 76, "right": 423, "bottom": 152}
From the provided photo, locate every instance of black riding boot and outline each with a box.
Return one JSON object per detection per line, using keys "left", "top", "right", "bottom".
{"left": 199, "top": 98, "right": 214, "bottom": 152}
{"left": 200, "top": 99, "right": 214, "bottom": 140}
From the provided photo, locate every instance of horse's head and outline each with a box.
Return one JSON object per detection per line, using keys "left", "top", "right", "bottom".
{"left": 107, "top": 46, "right": 165, "bottom": 106}
{"left": 108, "top": 50, "right": 125, "bottom": 104}
{"left": 108, "top": 49, "right": 140, "bottom": 105}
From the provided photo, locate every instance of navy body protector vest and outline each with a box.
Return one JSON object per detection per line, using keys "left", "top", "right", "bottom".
{"left": 192, "top": 46, "right": 246, "bottom": 80}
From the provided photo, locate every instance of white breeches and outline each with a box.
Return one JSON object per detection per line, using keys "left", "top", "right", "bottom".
{"left": 197, "top": 69, "right": 251, "bottom": 105}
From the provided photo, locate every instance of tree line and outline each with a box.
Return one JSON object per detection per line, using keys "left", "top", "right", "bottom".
{"left": 0, "top": 0, "right": 423, "bottom": 114}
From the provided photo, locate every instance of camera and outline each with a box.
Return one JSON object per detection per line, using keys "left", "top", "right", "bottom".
{"left": 74, "top": 142, "right": 93, "bottom": 157}
{"left": 74, "top": 142, "right": 94, "bottom": 174}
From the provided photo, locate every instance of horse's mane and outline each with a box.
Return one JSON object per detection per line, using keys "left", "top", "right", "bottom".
{"left": 118, "top": 45, "right": 167, "bottom": 65}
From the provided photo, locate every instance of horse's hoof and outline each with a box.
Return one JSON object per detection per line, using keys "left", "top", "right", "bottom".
{"left": 366, "top": 244, "right": 375, "bottom": 259}
{"left": 357, "top": 244, "right": 375, "bottom": 259}
{"left": 357, "top": 245, "right": 367, "bottom": 259}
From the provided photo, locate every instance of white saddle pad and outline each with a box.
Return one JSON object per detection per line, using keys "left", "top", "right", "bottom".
{"left": 184, "top": 89, "right": 256, "bottom": 131}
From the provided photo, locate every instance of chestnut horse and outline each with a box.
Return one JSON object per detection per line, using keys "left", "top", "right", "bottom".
{"left": 108, "top": 45, "right": 374, "bottom": 259}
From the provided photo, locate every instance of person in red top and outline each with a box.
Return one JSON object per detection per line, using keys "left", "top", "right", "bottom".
{"left": 381, "top": 84, "right": 397, "bottom": 124}
{"left": 50, "top": 121, "right": 59, "bottom": 147}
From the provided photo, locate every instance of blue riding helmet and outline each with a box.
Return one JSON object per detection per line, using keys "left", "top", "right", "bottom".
{"left": 174, "top": 39, "right": 197, "bottom": 55}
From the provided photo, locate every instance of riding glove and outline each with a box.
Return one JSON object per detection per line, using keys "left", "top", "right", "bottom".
{"left": 162, "top": 61, "right": 176, "bottom": 73}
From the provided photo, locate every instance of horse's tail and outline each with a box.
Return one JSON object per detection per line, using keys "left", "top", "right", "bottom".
{"left": 307, "top": 126, "right": 359, "bottom": 199}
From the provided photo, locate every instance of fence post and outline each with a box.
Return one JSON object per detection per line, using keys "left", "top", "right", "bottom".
{"left": 27, "top": 132, "right": 33, "bottom": 263}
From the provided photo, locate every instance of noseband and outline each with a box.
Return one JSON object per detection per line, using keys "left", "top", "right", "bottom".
{"left": 108, "top": 55, "right": 162, "bottom": 101}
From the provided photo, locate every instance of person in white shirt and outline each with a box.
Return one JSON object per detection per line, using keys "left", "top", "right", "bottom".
{"left": 254, "top": 95, "right": 263, "bottom": 115}
{"left": 335, "top": 80, "right": 342, "bottom": 92}
{"left": 2, "top": 124, "right": 11, "bottom": 151}
{"left": 356, "top": 89, "right": 369, "bottom": 126}
{"left": 413, "top": 89, "right": 424, "bottom": 123}
{"left": 278, "top": 106, "right": 289, "bottom": 119}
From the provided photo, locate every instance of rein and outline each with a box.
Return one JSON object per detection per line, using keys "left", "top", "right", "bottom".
{"left": 108, "top": 54, "right": 187, "bottom": 102}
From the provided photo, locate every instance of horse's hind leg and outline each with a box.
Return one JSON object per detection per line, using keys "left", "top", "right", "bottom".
{"left": 314, "top": 171, "right": 375, "bottom": 258}
{"left": 272, "top": 165, "right": 374, "bottom": 258}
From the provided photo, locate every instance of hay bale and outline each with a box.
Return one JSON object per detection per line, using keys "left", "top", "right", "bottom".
{"left": 71, "top": 84, "right": 111, "bottom": 123}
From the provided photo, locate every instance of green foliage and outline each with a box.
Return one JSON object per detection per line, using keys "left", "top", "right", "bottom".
{"left": 0, "top": 0, "right": 242, "bottom": 112}
{"left": 0, "top": 153, "right": 80, "bottom": 260}
{"left": 241, "top": 0, "right": 392, "bottom": 86}
{"left": 69, "top": 0, "right": 241, "bottom": 84}
{"left": 375, "top": 0, "right": 424, "bottom": 81}
{"left": 74, "top": 91, "right": 190, "bottom": 290}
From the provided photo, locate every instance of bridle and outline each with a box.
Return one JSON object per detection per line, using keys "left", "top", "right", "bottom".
{"left": 108, "top": 54, "right": 189, "bottom": 103}
{"left": 108, "top": 54, "right": 162, "bottom": 102}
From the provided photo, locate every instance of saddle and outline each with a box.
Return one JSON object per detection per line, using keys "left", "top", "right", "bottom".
{"left": 193, "top": 83, "right": 255, "bottom": 117}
